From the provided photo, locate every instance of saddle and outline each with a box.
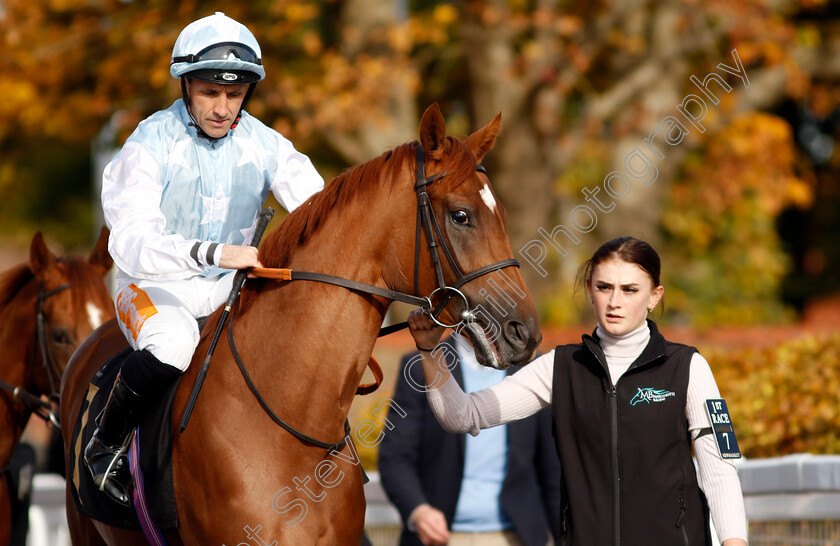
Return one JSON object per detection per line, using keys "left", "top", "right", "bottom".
{"left": 68, "top": 348, "right": 180, "bottom": 530}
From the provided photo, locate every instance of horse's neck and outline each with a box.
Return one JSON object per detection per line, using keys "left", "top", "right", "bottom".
{"left": 0, "top": 285, "right": 38, "bottom": 465}
{"left": 0, "top": 281, "right": 40, "bottom": 376}
{"left": 225, "top": 192, "right": 413, "bottom": 438}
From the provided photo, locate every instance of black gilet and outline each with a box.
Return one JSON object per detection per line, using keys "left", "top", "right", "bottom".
{"left": 550, "top": 320, "right": 712, "bottom": 546}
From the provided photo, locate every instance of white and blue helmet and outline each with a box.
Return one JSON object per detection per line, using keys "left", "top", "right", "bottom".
{"left": 170, "top": 12, "right": 265, "bottom": 84}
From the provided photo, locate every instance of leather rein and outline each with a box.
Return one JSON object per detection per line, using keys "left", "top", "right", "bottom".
{"left": 229, "top": 144, "right": 520, "bottom": 451}
{"left": 0, "top": 282, "right": 69, "bottom": 428}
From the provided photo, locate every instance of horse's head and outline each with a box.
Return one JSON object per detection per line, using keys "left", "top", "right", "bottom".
{"left": 26, "top": 227, "right": 114, "bottom": 395}
{"left": 405, "top": 104, "right": 542, "bottom": 368}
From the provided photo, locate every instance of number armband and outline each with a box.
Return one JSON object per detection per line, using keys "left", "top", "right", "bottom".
{"left": 705, "top": 399, "right": 741, "bottom": 459}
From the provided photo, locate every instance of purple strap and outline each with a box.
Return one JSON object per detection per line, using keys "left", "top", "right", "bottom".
{"left": 129, "top": 429, "right": 168, "bottom": 546}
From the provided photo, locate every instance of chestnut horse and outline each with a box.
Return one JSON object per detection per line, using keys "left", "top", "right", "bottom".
{"left": 61, "top": 104, "right": 542, "bottom": 545}
{"left": 0, "top": 228, "right": 113, "bottom": 544}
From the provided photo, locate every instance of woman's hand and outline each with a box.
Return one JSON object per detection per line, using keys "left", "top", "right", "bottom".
{"left": 407, "top": 308, "right": 445, "bottom": 351}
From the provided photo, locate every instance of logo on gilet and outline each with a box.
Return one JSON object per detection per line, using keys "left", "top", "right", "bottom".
{"left": 630, "top": 387, "right": 676, "bottom": 406}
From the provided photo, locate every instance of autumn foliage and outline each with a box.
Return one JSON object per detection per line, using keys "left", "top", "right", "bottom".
{"left": 662, "top": 113, "right": 815, "bottom": 326}
{"left": 709, "top": 334, "right": 840, "bottom": 457}
{"left": 1, "top": 0, "right": 838, "bottom": 327}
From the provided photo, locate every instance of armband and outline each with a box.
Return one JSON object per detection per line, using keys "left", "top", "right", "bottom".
{"left": 705, "top": 399, "right": 741, "bottom": 459}
{"left": 190, "top": 242, "right": 202, "bottom": 266}
{"left": 191, "top": 241, "right": 220, "bottom": 267}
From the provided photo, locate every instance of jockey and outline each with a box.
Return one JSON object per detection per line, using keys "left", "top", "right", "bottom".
{"left": 86, "top": 12, "right": 324, "bottom": 506}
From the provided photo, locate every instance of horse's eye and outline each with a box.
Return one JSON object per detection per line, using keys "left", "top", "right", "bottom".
{"left": 52, "top": 330, "right": 69, "bottom": 345}
{"left": 451, "top": 210, "right": 470, "bottom": 225}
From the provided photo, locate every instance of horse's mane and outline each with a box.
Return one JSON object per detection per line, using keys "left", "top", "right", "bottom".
{"left": 61, "top": 257, "right": 109, "bottom": 315}
{"left": 0, "top": 264, "right": 33, "bottom": 314}
{"left": 260, "top": 137, "right": 478, "bottom": 269}
{"left": 259, "top": 143, "right": 413, "bottom": 269}
{"left": 233, "top": 135, "right": 479, "bottom": 316}
{"left": 0, "top": 256, "right": 107, "bottom": 316}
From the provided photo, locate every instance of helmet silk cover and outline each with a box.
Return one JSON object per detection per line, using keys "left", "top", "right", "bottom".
{"left": 170, "top": 12, "right": 265, "bottom": 84}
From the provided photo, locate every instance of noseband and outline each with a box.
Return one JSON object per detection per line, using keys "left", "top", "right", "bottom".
{"left": 0, "top": 281, "right": 69, "bottom": 427}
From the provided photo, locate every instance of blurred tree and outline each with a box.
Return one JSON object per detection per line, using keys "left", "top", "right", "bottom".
{"left": 776, "top": 82, "right": 840, "bottom": 311}
{"left": 1, "top": 0, "right": 838, "bottom": 324}
{"left": 661, "top": 113, "right": 813, "bottom": 326}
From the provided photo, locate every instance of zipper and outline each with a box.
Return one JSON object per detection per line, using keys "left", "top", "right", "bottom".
{"left": 582, "top": 328, "right": 669, "bottom": 546}
{"left": 560, "top": 504, "right": 569, "bottom": 546}
{"left": 611, "top": 384, "right": 620, "bottom": 546}
{"left": 588, "top": 341, "right": 621, "bottom": 546}
{"left": 676, "top": 497, "right": 689, "bottom": 546}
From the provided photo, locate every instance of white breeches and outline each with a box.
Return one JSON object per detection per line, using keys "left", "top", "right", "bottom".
{"left": 113, "top": 274, "right": 235, "bottom": 371}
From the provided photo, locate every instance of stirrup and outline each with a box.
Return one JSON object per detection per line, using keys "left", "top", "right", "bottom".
{"left": 99, "top": 429, "right": 133, "bottom": 490}
{"left": 91, "top": 429, "right": 135, "bottom": 506}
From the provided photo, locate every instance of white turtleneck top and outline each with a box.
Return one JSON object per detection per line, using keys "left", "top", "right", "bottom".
{"left": 427, "top": 323, "right": 748, "bottom": 543}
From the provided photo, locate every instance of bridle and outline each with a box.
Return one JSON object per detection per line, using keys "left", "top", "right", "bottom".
{"left": 0, "top": 281, "right": 69, "bottom": 427}
{"left": 251, "top": 143, "right": 521, "bottom": 334}
{"left": 408, "top": 144, "right": 521, "bottom": 329}
{"left": 235, "top": 143, "right": 521, "bottom": 451}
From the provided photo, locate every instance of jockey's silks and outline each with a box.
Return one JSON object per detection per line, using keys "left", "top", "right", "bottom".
{"left": 102, "top": 99, "right": 323, "bottom": 282}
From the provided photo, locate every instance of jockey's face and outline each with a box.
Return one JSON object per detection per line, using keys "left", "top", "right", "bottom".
{"left": 587, "top": 257, "right": 664, "bottom": 337}
{"left": 186, "top": 79, "right": 248, "bottom": 138}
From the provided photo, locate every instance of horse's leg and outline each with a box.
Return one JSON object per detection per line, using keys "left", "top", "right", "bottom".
{"left": 0, "top": 484, "right": 10, "bottom": 546}
{"left": 64, "top": 487, "right": 105, "bottom": 546}
{"left": 93, "top": 522, "right": 164, "bottom": 546}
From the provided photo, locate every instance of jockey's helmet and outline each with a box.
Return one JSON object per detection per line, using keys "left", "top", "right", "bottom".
{"left": 170, "top": 12, "right": 265, "bottom": 85}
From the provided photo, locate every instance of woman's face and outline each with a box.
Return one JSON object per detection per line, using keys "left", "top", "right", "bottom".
{"left": 588, "top": 257, "right": 664, "bottom": 337}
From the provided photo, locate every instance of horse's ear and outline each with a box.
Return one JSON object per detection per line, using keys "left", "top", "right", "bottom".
{"left": 29, "top": 232, "right": 57, "bottom": 277}
{"left": 464, "top": 111, "right": 502, "bottom": 164}
{"left": 89, "top": 226, "right": 113, "bottom": 275}
{"left": 419, "top": 103, "right": 446, "bottom": 161}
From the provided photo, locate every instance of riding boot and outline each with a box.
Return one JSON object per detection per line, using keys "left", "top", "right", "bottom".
{"left": 84, "top": 348, "right": 182, "bottom": 507}
{"left": 83, "top": 370, "right": 141, "bottom": 506}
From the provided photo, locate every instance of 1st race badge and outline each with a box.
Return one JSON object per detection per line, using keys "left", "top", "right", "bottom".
{"left": 705, "top": 399, "right": 741, "bottom": 459}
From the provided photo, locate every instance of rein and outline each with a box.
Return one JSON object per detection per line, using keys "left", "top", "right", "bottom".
{"left": 228, "top": 305, "right": 351, "bottom": 452}
{"left": 0, "top": 281, "right": 69, "bottom": 428}
{"left": 229, "top": 143, "right": 519, "bottom": 452}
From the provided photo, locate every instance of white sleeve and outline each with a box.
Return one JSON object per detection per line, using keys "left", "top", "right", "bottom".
{"left": 687, "top": 352, "right": 749, "bottom": 542}
{"left": 101, "top": 142, "right": 206, "bottom": 280}
{"left": 269, "top": 137, "right": 324, "bottom": 211}
{"left": 426, "top": 350, "right": 554, "bottom": 436}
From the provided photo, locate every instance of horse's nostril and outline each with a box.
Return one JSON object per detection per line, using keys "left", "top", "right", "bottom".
{"left": 503, "top": 319, "right": 528, "bottom": 350}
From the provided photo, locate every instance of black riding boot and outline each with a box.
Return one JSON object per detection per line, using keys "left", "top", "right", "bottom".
{"left": 84, "top": 348, "right": 182, "bottom": 506}
{"left": 83, "top": 371, "right": 141, "bottom": 506}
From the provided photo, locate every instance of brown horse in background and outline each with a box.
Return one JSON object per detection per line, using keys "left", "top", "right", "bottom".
{"left": 0, "top": 228, "right": 113, "bottom": 544}
{"left": 61, "top": 104, "right": 542, "bottom": 545}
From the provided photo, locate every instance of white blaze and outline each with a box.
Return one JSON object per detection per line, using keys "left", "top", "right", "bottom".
{"left": 86, "top": 302, "right": 105, "bottom": 329}
{"left": 479, "top": 184, "right": 497, "bottom": 214}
